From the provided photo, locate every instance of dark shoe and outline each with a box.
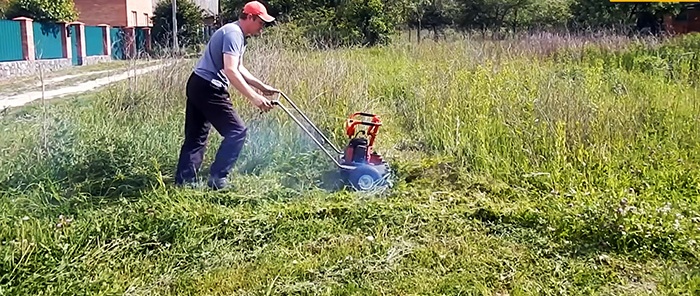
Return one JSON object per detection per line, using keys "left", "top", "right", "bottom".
{"left": 175, "top": 176, "right": 197, "bottom": 187}
{"left": 207, "top": 177, "right": 228, "bottom": 190}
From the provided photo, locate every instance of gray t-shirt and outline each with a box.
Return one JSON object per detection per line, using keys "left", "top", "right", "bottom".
{"left": 193, "top": 21, "right": 247, "bottom": 89}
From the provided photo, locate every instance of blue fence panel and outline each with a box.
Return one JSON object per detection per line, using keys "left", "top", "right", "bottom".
{"left": 0, "top": 20, "right": 24, "bottom": 62}
{"left": 33, "top": 22, "right": 64, "bottom": 59}
{"left": 135, "top": 27, "right": 146, "bottom": 53}
{"left": 110, "top": 27, "right": 125, "bottom": 60}
{"left": 85, "top": 26, "right": 105, "bottom": 56}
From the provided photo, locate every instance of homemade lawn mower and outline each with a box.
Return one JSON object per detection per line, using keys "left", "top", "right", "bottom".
{"left": 272, "top": 92, "right": 392, "bottom": 191}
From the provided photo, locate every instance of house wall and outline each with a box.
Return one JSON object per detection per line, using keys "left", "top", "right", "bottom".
{"left": 74, "top": 0, "right": 127, "bottom": 26}
{"left": 192, "top": 0, "right": 219, "bottom": 16}
{"left": 126, "top": 0, "right": 154, "bottom": 27}
{"left": 74, "top": 0, "right": 153, "bottom": 27}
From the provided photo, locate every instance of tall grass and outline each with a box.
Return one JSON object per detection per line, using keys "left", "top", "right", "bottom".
{"left": 0, "top": 31, "right": 699, "bottom": 295}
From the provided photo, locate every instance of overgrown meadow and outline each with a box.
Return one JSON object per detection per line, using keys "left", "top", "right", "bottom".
{"left": 1, "top": 31, "right": 699, "bottom": 295}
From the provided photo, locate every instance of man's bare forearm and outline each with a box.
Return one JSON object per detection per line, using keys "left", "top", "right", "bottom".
{"left": 238, "top": 64, "right": 268, "bottom": 90}
{"left": 224, "top": 67, "right": 259, "bottom": 101}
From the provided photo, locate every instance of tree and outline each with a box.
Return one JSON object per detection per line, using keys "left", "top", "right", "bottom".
{"left": 220, "top": 0, "right": 400, "bottom": 48}
{"left": 4, "top": 0, "right": 78, "bottom": 22}
{"left": 151, "top": 0, "right": 204, "bottom": 48}
{"left": 0, "top": 0, "right": 10, "bottom": 17}
{"left": 402, "top": 0, "right": 460, "bottom": 41}
{"left": 335, "top": 0, "right": 397, "bottom": 46}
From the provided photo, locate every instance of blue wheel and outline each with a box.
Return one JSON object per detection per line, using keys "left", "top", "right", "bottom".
{"left": 348, "top": 165, "right": 384, "bottom": 191}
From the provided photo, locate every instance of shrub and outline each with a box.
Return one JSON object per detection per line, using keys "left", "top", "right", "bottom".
{"left": 3, "top": 0, "right": 77, "bottom": 22}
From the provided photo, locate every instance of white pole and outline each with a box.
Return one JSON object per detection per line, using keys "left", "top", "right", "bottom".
{"left": 172, "top": 0, "right": 179, "bottom": 53}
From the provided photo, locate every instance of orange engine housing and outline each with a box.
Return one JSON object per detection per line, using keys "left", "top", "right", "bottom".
{"left": 342, "top": 112, "right": 383, "bottom": 165}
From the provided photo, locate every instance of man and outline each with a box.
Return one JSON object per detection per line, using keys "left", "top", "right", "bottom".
{"left": 175, "top": 1, "right": 277, "bottom": 190}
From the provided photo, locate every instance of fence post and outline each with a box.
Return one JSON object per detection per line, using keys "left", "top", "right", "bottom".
{"left": 12, "top": 17, "right": 35, "bottom": 61}
{"left": 58, "top": 22, "right": 72, "bottom": 62}
{"left": 97, "top": 24, "right": 111, "bottom": 56}
{"left": 122, "top": 27, "right": 135, "bottom": 59}
{"left": 69, "top": 22, "right": 86, "bottom": 65}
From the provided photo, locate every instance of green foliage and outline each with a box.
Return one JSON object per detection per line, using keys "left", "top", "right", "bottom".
{"left": 151, "top": 0, "right": 205, "bottom": 48}
{"left": 217, "top": 0, "right": 696, "bottom": 48}
{"left": 406, "top": 0, "right": 461, "bottom": 31}
{"left": 520, "top": 0, "right": 573, "bottom": 30}
{"left": 4, "top": 0, "right": 77, "bottom": 22}
{"left": 298, "top": 0, "right": 396, "bottom": 47}
{"left": 0, "top": 0, "right": 9, "bottom": 17}
{"left": 222, "top": 0, "right": 400, "bottom": 48}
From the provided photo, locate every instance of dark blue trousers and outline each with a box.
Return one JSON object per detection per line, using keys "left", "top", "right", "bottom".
{"left": 175, "top": 73, "right": 247, "bottom": 184}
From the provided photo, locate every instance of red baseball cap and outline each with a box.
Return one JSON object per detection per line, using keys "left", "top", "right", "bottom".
{"left": 243, "top": 1, "right": 275, "bottom": 22}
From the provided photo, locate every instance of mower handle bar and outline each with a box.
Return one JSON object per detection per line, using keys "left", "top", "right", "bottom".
{"left": 270, "top": 92, "right": 353, "bottom": 170}
{"left": 351, "top": 112, "right": 378, "bottom": 118}
{"left": 347, "top": 120, "right": 381, "bottom": 127}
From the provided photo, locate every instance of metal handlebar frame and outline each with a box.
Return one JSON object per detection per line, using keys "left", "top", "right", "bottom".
{"left": 272, "top": 92, "right": 354, "bottom": 170}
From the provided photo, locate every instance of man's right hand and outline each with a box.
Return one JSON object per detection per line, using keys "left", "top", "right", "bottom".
{"left": 252, "top": 94, "right": 274, "bottom": 113}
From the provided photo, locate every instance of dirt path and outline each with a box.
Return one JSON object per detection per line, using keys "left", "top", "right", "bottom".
{"left": 0, "top": 62, "right": 170, "bottom": 111}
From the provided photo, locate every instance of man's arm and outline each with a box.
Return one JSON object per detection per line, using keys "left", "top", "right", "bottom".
{"left": 222, "top": 53, "right": 260, "bottom": 101}
{"left": 223, "top": 53, "right": 272, "bottom": 112}
{"left": 238, "top": 63, "right": 268, "bottom": 91}
{"left": 219, "top": 31, "right": 272, "bottom": 111}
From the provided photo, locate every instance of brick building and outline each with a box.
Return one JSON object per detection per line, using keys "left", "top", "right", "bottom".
{"left": 72, "top": 0, "right": 219, "bottom": 28}
{"left": 664, "top": 3, "right": 700, "bottom": 35}
{"left": 73, "top": 0, "right": 154, "bottom": 27}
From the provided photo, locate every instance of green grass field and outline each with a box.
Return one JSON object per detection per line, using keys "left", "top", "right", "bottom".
{"left": 1, "top": 31, "right": 699, "bottom": 295}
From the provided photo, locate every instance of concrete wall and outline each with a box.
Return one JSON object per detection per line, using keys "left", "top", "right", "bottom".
{"left": 84, "top": 55, "right": 112, "bottom": 66}
{"left": 0, "top": 59, "right": 71, "bottom": 79}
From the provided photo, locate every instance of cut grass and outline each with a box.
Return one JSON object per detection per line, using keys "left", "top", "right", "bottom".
{"left": 0, "top": 32, "right": 699, "bottom": 295}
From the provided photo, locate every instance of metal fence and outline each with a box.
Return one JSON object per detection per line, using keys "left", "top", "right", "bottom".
{"left": 110, "top": 27, "right": 125, "bottom": 59}
{"left": 85, "top": 26, "right": 105, "bottom": 56}
{"left": 135, "top": 27, "right": 147, "bottom": 53}
{"left": 0, "top": 20, "right": 24, "bottom": 62}
{"left": 0, "top": 18, "right": 150, "bottom": 65}
{"left": 32, "top": 22, "right": 64, "bottom": 59}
